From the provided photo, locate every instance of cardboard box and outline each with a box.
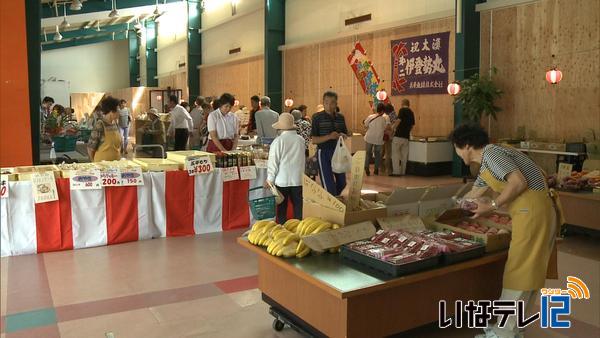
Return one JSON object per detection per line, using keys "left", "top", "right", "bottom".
{"left": 132, "top": 158, "right": 180, "bottom": 172}
{"left": 346, "top": 133, "right": 365, "bottom": 154}
{"left": 59, "top": 163, "right": 103, "bottom": 178}
{"left": 376, "top": 215, "right": 427, "bottom": 232}
{"left": 302, "top": 175, "right": 386, "bottom": 226}
{"left": 376, "top": 187, "right": 427, "bottom": 216}
{"left": 418, "top": 183, "right": 473, "bottom": 218}
{"left": 427, "top": 209, "right": 511, "bottom": 252}
{"left": 301, "top": 221, "right": 376, "bottom": 252}
{"left": 14, "top": 165, "right": 60, "bottom": 181}
{"left": 167, "top": 151, "right": 216, "bottom": 169}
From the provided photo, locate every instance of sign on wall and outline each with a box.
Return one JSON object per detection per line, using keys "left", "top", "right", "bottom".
{"left": 391, "top": 32, "right": 450, "bottom": 95}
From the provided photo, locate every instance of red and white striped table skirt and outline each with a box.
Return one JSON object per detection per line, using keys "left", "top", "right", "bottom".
{"left": 1, "top": 169, "right": 269, "bottom": 257}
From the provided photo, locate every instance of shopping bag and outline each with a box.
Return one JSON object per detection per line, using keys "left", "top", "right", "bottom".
{"left": 267, "top": 181, "right": 285, "bottom": 205}
{"left": 332, "top": 136, "right": 352, "bottom": 173}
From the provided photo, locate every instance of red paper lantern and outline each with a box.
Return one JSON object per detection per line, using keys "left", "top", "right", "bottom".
{"left": 376, "top": 89, "right": 387, "bottom": 101}
{"left": 284, "top": 98, "right": 294, "bottom": 107}
{"left": 447, "top": 82, "right": 461, "bottom": 96}
{"left": 545, "top": 68, "right": 563, "bottom": 84}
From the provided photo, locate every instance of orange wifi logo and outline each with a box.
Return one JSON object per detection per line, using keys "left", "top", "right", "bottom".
{"left": 564, "top": 276, "right": 590, "bottom": 300}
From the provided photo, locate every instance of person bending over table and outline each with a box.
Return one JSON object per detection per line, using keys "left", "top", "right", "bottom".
{"left": 206, "top": 93, "right": 240, "bottom": 153}
{"left": 167, "top": 95, "right": 193, "bottom": 151}
{"left": 449, "top": 124, "right": 562, "bottom": 338}
{"left": 87, "top": 96, "right": 122, "bottom": 162}
{"left": 311, "top": 90, "right": 350, "bottom": 196}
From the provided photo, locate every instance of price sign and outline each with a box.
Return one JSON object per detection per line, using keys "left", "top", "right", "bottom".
{"left": 557, "top": 163, "right": 573, "bottom": 181}
{"left": 121, "top": 167, "right": 144, "bottom": 186}
{"left": 221, "top": 167, "right": 239, "bottom": 182}
{"left": 100, "top": 168, "right": 122, "bottom": 187}
{"left": 239, "top": 166, "right": 257, "bottom": 180}
{"left": 0, "top": 175, "right": 8, "bottom": 199}
{"left": 32, "top": 172, "right": 58, "bottom": 203}
{"left": 70, "top": 169, "right": 102, "bottom": 190}
{"left": 254, "top": 159, "right": 268, "bottom": 169}
{"left": 186, "top": 156, "right": 213, "bottom": 176}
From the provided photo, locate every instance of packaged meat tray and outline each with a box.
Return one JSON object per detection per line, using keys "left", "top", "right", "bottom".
{"left": 341, "top": 245, "right": 440, "bottom": 278}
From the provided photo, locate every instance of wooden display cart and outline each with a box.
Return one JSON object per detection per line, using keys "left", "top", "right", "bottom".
{"left": 558, "top": 191, "right": 600, "bottom": 231}
{"left": 238, "top": 238, "right": 508, "bottom": 338}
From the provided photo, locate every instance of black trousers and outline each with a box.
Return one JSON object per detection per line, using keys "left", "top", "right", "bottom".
{"left": 276, "top": 186, "right": 303, "bottom": 223}
{"left": 174, "top": 128, "right": 189, "bottom": 151}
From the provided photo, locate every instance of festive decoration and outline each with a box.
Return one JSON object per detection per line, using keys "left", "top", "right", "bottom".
{"left": 447, "top": 82, "right": 461, "bottom": 96}
{"left": 284, "top": 98, "right": 294, "bottom": 107}
{"left": 234, "top": 99, "right": 240, "bottom": 106}
{"left": 391, "top": 32, "right": 450, "bottom": 95}
{"left": 347, "top": 42, "right": 389, "bottom": 107}
{"left": 545, "top": 67, "right": 563, "bottom": 84}
{"left": 376, "top": 89, "right": 388, "bottom": 101}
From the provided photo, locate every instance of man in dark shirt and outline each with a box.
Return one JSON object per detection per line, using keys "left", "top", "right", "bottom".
{"left": 311, "top": 91, "right": 349, "bottom": 196}
{"left": 391, "top": 99, "right": 415, "bottom": 176}
{"left": 248, "top": 95, "right": 260, "bottom": 135}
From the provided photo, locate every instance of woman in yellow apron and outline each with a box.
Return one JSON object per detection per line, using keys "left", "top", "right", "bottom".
{"left": 449, "top": 124, "right": 562, "bottom": 338}
{"left": 87, "top": 96, "right": 122, "bottom": 162}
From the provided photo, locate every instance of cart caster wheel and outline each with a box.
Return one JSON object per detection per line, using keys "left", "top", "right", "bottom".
{"left": 272, "top": 319, "right": 285, "bottom": 331}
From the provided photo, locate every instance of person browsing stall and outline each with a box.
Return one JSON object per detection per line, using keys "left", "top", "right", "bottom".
{"left": 143, "top": 108, "right": 166, "bottom": 158}
{"left": 206, "top": 93, "right": 240, "bottom": 152}
{"left": 449, "top": 124, "right": 562, "bottom": 338}
{"left": 189, "top": 96, "right": 205, "bottom": 149}
{"left": 291, "top": 109, "right": 311, "bottom": 156}
{"left": 117, "top": 99, "right": 131, "bottom": 155}
{"left": 363, "top": 103, "right": 390, "bottom": 176}
{"left": 247, "top": 95, "right": 260, "bottom": 135}
{"left": 391, "top": 99, "right": 415, "bottom": 176}
{"left": 167, "top": 95, "right": 193, "bottom": 151}
{"left": 264, "top": 113, "right": 306, "bottom": 222}
{"left": 87, "top": 96, "right": 122, "bottom": 162}
{"left": 311, "top": 90, "right": 349, "bottom": 196}
{"left": 255, "top": 96, "right": 279, "bottom": 144}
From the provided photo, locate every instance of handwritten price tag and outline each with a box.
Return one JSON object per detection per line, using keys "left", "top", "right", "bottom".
{"left": 32, "top": 172, "right": 59, "bottom": 203}
{"left": 100, "top": 168, "right": 122, "bottom": 187}
{"left": 221, "top": 167, "right": 239, "bottom": 182}
{"left": 70, "top": 169, "right": 102, "bottom": 190}
{"left": 254, "top": 159, "right": 268, "bottom": 169}
{"left": 239, "top": 166, "right": 257, "bottom": 180}
{"left": 557, "top": 163, "right": 573, "bottom": 181}
{"left": 121, "top": 167, "right": 144, "bottom": 186}
{"left": 0, "top": 175, "right": 9, "bottom": 199}
{"left": 186, "top": 156, "right": 213, "bottom": 176}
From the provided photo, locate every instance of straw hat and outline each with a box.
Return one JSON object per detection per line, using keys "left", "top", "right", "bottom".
{"left": 272, "top": 113, "right": 296, "bottom": 130}
{"left": 148, "top": 108, "right": 159, "bottom": 117}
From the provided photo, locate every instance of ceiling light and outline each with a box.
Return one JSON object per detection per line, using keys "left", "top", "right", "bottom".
{"left": 61, "top": 5, "right": 70, "bottom": 28}
{"left": 54, "top": 26, "right": 63, "bottom": 41}
{"left": 109, "top": 0, "right": 119, "bottom": 17}
{"left": 70, "top": 0, "right": 83, "bottom": 11}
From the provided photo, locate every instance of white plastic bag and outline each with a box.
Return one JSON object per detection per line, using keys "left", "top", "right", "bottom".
{"left": 332, "top": 136, "right": 352, "bottom": 173}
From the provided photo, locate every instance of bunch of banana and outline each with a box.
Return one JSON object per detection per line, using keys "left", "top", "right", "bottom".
{"left": 295, "top": 217, "right": 333, "bottom": 236}
{"left": 266, "top": 228, "right": 301, "bottom": 257}
{"left": 247, "top": 220, "right": 278, "bottom": 246}
{"left": 283, "top": 219, "right": 301, "bottom": 233}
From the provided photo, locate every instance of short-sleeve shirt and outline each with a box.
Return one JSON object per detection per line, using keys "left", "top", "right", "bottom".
{"left": 311, "top": 111, "right": 348, "bottom": 150}
{"left": 87, "top": 119, "right": 120, "bottom": 151}
{"left": 207, "top": 109, "right": 239, "bottom": 140}
{"left": 395, "top": 107, "right": 415, "bottom": 138}
{"left": 475, "top": 144, "right": 546, "bottom": 191}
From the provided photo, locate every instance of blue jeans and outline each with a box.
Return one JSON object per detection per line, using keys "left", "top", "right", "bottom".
{"left": 317, "top": 147, "right": 347, "bottom": 196}
{"left": 120, "top": 126, "right": 129, "bottom": 153}
{"left": 364, "top": 143, "right": 382, "bottom": 173}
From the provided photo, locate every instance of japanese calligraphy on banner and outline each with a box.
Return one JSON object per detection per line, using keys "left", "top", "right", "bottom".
{"left": 347, "top": 42, "right": 389, "bottom": 106}
{"left": 391, "top": 32, "right": 450, "bottom": 95}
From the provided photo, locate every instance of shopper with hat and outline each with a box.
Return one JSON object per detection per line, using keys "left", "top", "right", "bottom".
{"left": 264, "top": 113, "right": 306, "bottom": 222}
{"left": 143, "top": 108, "right": 166, "bottom": 157}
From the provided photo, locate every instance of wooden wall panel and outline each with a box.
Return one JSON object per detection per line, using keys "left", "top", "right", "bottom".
{"left": 158, "top": 71, "right": 189, "bottom": 101}
{"left": 480, "top": 0, "right": 600, "bottom": 142}
{"left": 199, "top": 56, "right": 264, "bottom": 108}
{"left": 70, "top": 92, "right": 105, "bottom": 121}
{"left": 283, "top": 17, "right": 455, "bottom": 136}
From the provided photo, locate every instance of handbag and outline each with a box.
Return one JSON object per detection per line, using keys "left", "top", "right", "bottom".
{"left": 267, "top": 181, "right": 285, "bottom": 205}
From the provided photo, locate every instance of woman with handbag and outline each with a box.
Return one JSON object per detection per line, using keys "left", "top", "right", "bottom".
{"left": 363, "top": 103, "right": 390, "bottom": 176}
{"left": 87, "top": 96, "right": 122, "bottom": 162}
{"left": 264, "top": 113, "right": 306, "bottom": 223}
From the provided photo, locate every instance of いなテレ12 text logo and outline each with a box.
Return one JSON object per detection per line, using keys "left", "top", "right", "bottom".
{"left": 438, "top": 276, "right": 591, "bottom": 330}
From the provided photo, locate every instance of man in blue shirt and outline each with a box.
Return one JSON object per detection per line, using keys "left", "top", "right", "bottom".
{"left": 311, "top": 91, "right": 349, "bottom": 196}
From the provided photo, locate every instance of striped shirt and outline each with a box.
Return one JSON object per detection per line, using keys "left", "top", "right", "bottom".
{"left": 311, "top": 111, "right": 348, "bottom": 149}
{"left": 475, "top": 144, "right": 546, "bottom": 191}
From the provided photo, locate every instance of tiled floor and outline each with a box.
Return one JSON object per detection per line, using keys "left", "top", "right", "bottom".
{"left": 1, "top": 175, "right": 599, "bottom": 338}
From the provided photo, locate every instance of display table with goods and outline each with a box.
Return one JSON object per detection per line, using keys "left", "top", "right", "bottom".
{"left": 0, "top": 149, "right": 271, "bottom": 257}
{"left": 406, "top": 137, "right": 453, "bottom": 176}
{"left": 546, "top": 162, "right": 600, "bottom": 231}
{"left": 238, "top": 154, "right": 512, "bottom": 337}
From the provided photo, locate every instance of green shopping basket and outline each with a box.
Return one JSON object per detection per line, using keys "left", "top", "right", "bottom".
{"left": 248, "top": 186, "right": 276, "bottom": 220}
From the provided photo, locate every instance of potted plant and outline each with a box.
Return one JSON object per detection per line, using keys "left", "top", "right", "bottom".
{"left": 453, "top": 68, "right": 503, "bottom": 176}
{"left": 453, "top": 67, "right": 503, "bottom": 123}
